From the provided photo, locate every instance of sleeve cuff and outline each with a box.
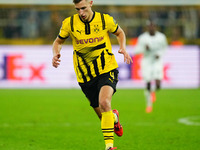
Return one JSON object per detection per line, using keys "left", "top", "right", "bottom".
{"left": 112, "top": 25, "right": 119, "bottom": 34}
{"left": 58, "top": 35, "right": 68, "bottom": 39}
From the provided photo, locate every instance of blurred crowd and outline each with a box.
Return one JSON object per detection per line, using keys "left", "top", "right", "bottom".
{"left": 0, "top": 5, "right": 199, "bottom": 45}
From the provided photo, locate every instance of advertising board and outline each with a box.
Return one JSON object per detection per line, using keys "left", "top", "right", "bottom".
{"left": 0, "top": 45, "right": 199, "bottom": 88}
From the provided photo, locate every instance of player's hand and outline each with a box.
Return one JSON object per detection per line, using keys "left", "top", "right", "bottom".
{"left": 155, "top": 55, "right": 159, "bottom": 59}
{"left": 52, "top": 53, "right": 61, "bottom": 68}
{"left": 146, "top": 45, "right": 150, "bottom": 51}
{"left": 118, "top": 49, "right": 133, "bottom": 64}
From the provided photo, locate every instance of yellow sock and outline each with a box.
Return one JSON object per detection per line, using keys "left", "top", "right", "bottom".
{"left": 101, "top": 111, "right": 114, "bottom": 149}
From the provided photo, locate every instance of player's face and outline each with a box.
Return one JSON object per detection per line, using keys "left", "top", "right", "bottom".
{"left": 74, "top": 0, "right": 93, "bottom": 22}
{"left": 147, "top": 23, "right": 156, "bottom": 35}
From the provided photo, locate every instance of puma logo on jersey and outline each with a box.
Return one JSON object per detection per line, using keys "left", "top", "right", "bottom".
{"left": 76, "top": 30, "right": 82, "bottom": 34}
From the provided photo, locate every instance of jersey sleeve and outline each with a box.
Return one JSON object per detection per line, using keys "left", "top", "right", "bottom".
{"left": 156, "top": 34, "right": 168, "bottom": 57}
{"left": 162, "top": 35, "right": 168, "bottom": 49}
{"left": 105, "top": 14, "right": 119, "bottom": 33}
{"left": 134, "top": 35, "right": 146, "bottom": 55}
{"left": 58, "top": 17, "right": 71, "bottom": 39}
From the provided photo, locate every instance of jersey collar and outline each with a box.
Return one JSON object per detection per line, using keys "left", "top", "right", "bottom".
{"left": 79, "top": 11, "right": 95, "bottom": 23}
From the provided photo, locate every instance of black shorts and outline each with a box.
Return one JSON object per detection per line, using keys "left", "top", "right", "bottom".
{"left": 79, "top": 69, "right": 119, "bottom": 108}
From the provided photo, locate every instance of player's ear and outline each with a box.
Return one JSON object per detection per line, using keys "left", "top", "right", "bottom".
{"left": 89, "top": 1, "right": 93, "bottom": 7}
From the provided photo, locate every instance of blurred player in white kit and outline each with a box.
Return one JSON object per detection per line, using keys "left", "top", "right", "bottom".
{"left": 134, "top": 19, "right": 168, "bottom": 113}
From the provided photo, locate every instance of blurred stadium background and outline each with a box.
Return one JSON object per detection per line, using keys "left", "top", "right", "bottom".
{"left": 0, "top": 0, "right": 200, "bottom": 45}
{"left": 0, "top": 1, "right": 200, "bottom": 149}
{"left": 0, "top": 0, "right": 199, "bottom": 88}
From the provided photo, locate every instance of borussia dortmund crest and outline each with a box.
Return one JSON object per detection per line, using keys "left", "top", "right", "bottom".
{"left": 94, "top": 25, "right": 100, "bottom": 33}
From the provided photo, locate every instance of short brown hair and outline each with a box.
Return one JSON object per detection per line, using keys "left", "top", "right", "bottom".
{"left": 73, "top": 0, "right": 83, "bottom": 4}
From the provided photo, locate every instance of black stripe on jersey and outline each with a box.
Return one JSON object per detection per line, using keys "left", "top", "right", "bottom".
{"left": 77, "top": 60, "right": 87, "bottom": 83}
{"left": 92, "top": 43, "right": 106, "bottom": 74}
{"left": 92, "top": 59, "right": 99, "bottom": 76}
{"left": 70, "top": 16, "right": 74, "bottom": 32}
{"left": 100, "top": 13, "right": 105, "bottom": 30}
{"left": 75, "top": 42, "right": 106, "bottom": 82}
{"left": 76, "top": 43, "right": 105, "bottom": 57}
{"left": 92, "top": 42, "right": 106, "bottom": 50}
{"left": 91, "top": 42, "right": 106, "bottom": 51}
{"left": 100, "top": 51, "right": 105, "bottom": 70}
{"left": 106, "top": 49, "right": 113, "bottom": 55}
{"left": 76, "top": 54, "right": 93, "bottom": 81}
{"left": 81, "top": 57, "right": 93, "bottom": 80}
{"left": 85, "top": 22, "right": 90, "bottom": 35}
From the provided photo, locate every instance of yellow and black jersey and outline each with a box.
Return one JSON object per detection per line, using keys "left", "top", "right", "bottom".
{"left": 58, "top": 11, "right": 119, "bottom": 83}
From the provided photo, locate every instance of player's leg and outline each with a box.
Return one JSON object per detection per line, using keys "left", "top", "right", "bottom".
{"left": 99, "top": 85, "right": 115, "bottom": 150}
{"left": 79, "top": 79, "right": 117, "bottom": 150}
{"left": 151, "top": 89, "right": 156, "bottom": 103}
{"left": 142, "top": 63, "right": 153, "bottom": 112}
{"left": 98, "top": 69, "right": 120, "bottom": 150}
{"left": 152, "top": 62, "right": 163, "bottom": 103}
{"left": 93, "top": 107, "right": 118, "bottom": 122}
{"left": 93, "top": 106, "right": 122, "bottom": 137}
{"left": 144, "top": 82, "right": 153, "bottom": 113}
{"left": 155, "top": 79, "right": 161, "bottom": 90}
{"left": 150, "top": 81, "right": 156, "bottom": 103}
{"left": 150, "top": 79, "right": 161, "bottom": 103}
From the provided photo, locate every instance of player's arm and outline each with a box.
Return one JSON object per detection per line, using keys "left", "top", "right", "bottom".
{"left": 133, "top": 36, "right": 145, "bottom": 55}
{"left": 156, "top": 35, "right": 168, "bottom": 59}
{"left": 113, "top": 26, "right": 133, "bottom": 64}
{"left": 52, "top": 37, "right": 66, "bottom": 68}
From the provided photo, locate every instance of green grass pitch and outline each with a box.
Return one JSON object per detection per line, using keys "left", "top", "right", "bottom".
{"left": 0, "top": 89, "right": 200, "bottom": 150}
